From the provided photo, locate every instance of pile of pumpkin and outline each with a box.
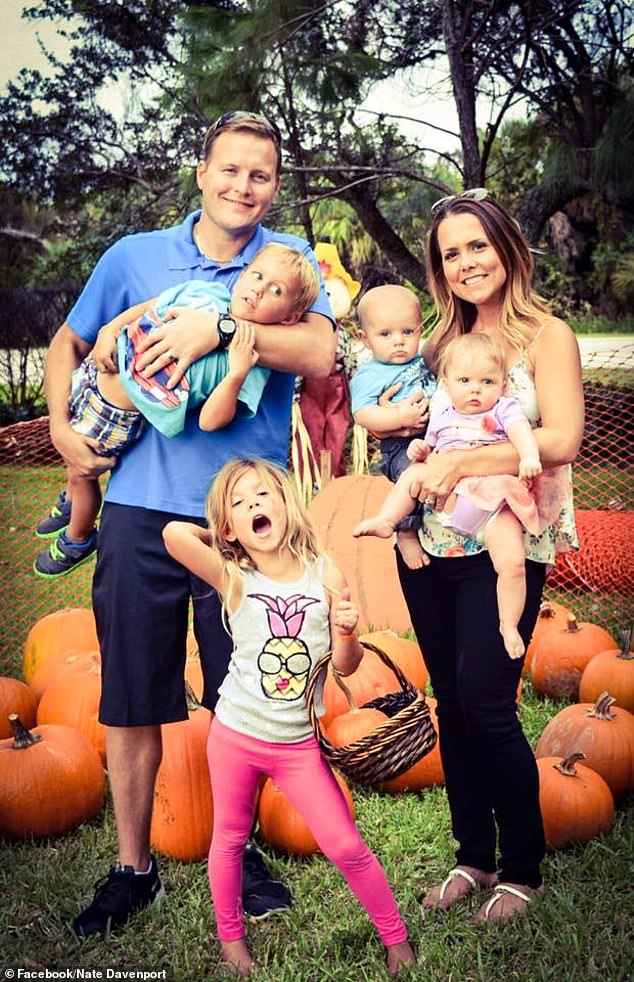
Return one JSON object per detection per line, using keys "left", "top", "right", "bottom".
{"left": 2, "top": 603, "right": 633, "bottom": 862}
{"left": 525, "top": 603, "right": 634, "bottom": 848}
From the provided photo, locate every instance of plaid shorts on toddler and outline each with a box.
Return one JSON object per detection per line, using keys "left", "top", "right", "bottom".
{"left": 69, "top": 358, "right": 145, "bottom": 455}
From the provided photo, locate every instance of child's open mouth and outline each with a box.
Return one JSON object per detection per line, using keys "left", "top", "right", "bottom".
{"left": 252, "top": 515, "right": 271, "bottom": 535}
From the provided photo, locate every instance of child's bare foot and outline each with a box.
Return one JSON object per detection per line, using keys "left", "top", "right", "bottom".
{"left": 500, "top": 622, "right": 525, "bottom": 659}
{"left": 220, "top": 938, "right": 254, "bottom": 976}
{"left": 386, "top": 939, "right": 416, "bottom": 974}
{"left": 396, "top": 531, "right": 429, "bottom": 570}
{"left": 352, "top": 517, "right": 396, "bottom": 540}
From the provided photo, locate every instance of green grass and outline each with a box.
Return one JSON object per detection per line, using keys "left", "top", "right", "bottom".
{"left": 569, "top": 315, "right": 634, "bottom": 335}
{"left": 2, "top": 685, "right": 633, "bottom": 980}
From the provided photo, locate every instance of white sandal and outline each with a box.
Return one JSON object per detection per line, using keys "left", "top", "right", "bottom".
{"left": 438, "top": 867, "right": 478, "bottom": 901}
{"left": 476, "top": 883, "right": 543, "bottom": 923}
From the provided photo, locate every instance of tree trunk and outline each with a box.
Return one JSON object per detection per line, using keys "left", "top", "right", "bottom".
{"left": 443, "top": 1, "right": 481, "bottom": 188}
{"left": 341, "top": 184, "right": 426, "bottom": 288}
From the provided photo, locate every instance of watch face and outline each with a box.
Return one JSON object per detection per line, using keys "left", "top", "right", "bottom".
{"left": 217, "top": 315, "right": 236, "bottom": 347}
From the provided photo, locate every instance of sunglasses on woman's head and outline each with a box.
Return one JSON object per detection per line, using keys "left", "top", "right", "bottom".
{"left": 430, "top": 187, "right": 491, "bottom": 216}
{"left": 208, "top": 111, "right": 282, "bottom": 148}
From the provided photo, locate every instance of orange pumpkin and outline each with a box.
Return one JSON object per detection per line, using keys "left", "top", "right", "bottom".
{"left": 257, "top": 770, "right": 355, "bottom": 855}
{"left": 36, "top": 651, "right": 106, "bottom": 764}
{"left": 537, "top": 752, "right": 615, "bottom": 850}
{"left": 326, "top": 707, "right": 388, "bottom": 747}
{"left": 360, "top": 630, "right": 427, "bottom": 691}
{"left": 380, "top": 696, "right": 444, "bottom": 792}
{"left": 535, "top": 692, "right": 634, "bottom": 799}
{"left": 524, "top": 601, "right": 571, "bottom": 676}
{"left": 321, "top": 638, "right": 423, "bottom": 731}
{"left": 29, "top": 648, "right": 101, "bottom": 705}
{"left": 531, "top": 615, "right": 617, "bottom": 701}
{"left": 23, "top": 607, "right": 99, "bottom": 684}
{"left": 308, "top": 475, "right": 410, "bottom": 632}
{"left": 150, "top": 691, "right": 213, "bottom": 862}
{"left": 579, "top": 631, "right": 634, "bottom": 713}
{"left": 0, "top": 714, "right": 105, "bottom": 840}
{"left": 0, "top": 677, "right": 37, "bottom": 738}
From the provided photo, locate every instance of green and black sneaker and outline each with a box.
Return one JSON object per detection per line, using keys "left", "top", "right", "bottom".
{"left": 35, "top": 490, "right": 72, "bottom": 538}
{"left": 34, "top": 528, "right": 98, "bottom": 578}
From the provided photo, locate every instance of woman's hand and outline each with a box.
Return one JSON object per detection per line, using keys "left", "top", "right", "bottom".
{"left": 406, "top": 450, "right": 467, "bottom": 510}
{"left": 133, "top": 307, "right": 219, "bottom": 387}
{"left": 377, "top": 382, "right": 430, "bottom": 434}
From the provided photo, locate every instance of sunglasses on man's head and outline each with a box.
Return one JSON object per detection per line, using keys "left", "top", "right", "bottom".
{"left": 208, "top": 111, "right": 282, "bottom": 147}
{"left": 430, "top": 187, "right": 491, "bottom": 216}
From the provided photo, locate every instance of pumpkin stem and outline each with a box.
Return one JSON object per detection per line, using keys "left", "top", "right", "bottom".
{"left": 538, "top": 603, "right": 558, "bottom": 620}
{"left": 554, "top": 752, "right": 587, "bottom": 776}
{"left": 565, "top": 615, "right": 581, "bottom": 633}
{"left": 618, "top": 627, "right": 633, "bottom": 660}
{"left": 8, "top": 713, "right": 42, "bottom": 749}
{"left": 588, "top": 691, "right": 617, "bottom": 720}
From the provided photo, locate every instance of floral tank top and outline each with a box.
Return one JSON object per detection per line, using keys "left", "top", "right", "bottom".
{"left": 420, "top": 358, "right": 578, "bottom": 565}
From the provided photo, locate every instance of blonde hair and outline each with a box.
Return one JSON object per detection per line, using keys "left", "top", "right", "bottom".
{"left": 425, "top": 196, "right": 550, "bottom": 375}
{"left": 205, "top": 458, "right": 322, "bottom": 615}
{"left": 356, "top": 284, "right": 421, "bottom": 333}
{"left": 438, "top": 333, "right": 507, "bottom": 379}
{"left": 251, "top": 243, "right": 320, "bottom": 317}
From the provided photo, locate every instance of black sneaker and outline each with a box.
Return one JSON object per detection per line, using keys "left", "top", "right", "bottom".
{"left": 242, "top": 844, "right": 292, "bottom": 921}
{"left": 34, "top": 528, "right": 98, "bottom": 579}
{"left": 36, "top": 490, "right": 72, "bottom": 538}
{"left": 73, "top": 856, "right": 165, "bottom": 940}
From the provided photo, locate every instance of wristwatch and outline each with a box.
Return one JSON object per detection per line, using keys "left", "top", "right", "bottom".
{"left": 217, "top": 314, "right": 237, "bottom": 349}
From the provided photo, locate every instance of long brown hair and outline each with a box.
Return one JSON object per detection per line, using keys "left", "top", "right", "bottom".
{"left": 425, "top": 196, "right": 550, "bottom": 374}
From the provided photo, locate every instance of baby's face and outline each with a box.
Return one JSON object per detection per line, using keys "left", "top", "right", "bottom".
{"left": 360, "top": 306, "right": 421, "bottom": 365}
{"left": 231, "top": 252, "right": 300, "bottom": 324}
{"left": 443, "top": 351, "right": 505, "bottom": 414}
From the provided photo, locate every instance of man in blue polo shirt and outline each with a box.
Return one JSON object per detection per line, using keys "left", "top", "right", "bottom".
{"left": 43, "top": 112, "right": 336, "bottom": 940}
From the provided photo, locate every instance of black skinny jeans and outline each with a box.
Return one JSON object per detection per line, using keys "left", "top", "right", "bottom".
{"left": 397, "top": 549, "right": 546, "bottom": 887}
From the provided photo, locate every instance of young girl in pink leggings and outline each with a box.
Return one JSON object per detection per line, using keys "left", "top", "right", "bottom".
{"left": 163, "top": 458, "right": 414, "bottom": 977}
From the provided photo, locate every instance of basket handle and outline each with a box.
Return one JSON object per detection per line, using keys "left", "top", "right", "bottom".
{"left": 305, "top": 638, "right": 417, "bottom": 721}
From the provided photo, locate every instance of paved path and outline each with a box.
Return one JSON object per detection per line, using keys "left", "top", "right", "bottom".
{"left": 577, "top": 335, "right": 633, "bottom": 368}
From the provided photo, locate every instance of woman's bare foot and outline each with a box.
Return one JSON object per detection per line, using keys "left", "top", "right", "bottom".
{"left": 499, "top": 622, "right": 525, "bottom": 659}
{"left": 386, "top": 939, "right": 416, "bottom": 974}
{"left": 421, "top": 866, "right": 498, "bottom": 912}
{"left": 353, "top": 516, "right": 396, "bottom": 539}
{"left": 396, "top": 530, "right": 430, "bottom": 569}
{"left": 471, "top": 882, "right": 545, "bottom": 924}
{"left": 220, "top": 938, "right": 254, "bottom": 976}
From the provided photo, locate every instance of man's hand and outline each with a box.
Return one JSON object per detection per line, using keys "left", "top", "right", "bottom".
{"left": 227, "top": 321, "right": 259, "bottom": 380}
{"left": 133, "top": 307, "right": 219, "bottom": 387}
{"left": 50, "top": 423, "right": 115, "bottom": 480}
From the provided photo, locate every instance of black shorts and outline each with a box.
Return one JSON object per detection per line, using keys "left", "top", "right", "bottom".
{"left": 93, "top": 502, "right": 233, "bottom": 726}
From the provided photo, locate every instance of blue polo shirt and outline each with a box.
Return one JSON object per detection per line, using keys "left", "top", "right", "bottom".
{"left": 67, "top": 210, "right": 334, "bottom": 517}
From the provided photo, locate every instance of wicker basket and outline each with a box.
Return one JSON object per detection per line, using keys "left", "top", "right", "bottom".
{"left": 306, "top": 639, "right": 437, "bottom": 787}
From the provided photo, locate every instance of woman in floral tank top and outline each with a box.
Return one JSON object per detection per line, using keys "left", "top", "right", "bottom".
{"left": 394, "top": 191, "right": 584, "bottom": 923}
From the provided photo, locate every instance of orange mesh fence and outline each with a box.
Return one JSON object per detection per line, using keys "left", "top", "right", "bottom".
{"left": 0, "top": 343, "right": 631, "bottom": 677}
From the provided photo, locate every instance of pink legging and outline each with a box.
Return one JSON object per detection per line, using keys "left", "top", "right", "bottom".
{"left": 207, "top": 717, "right": 408, "bottom": 944}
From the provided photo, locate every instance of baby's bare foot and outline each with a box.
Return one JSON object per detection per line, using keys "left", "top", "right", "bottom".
{"left": 386, "top": 939, "right": 416, "bottom": 974}
{"left": 352, "top": 517, "right": 396, "bottom": 539}
{"left": 396, "top": 532, "right": 429, "bottom": 570}
{"left": 220, "top": 938, "right": 254, "bottom": 976}
{"left": 500, "top": 623, "right": 525, "bottom": 659}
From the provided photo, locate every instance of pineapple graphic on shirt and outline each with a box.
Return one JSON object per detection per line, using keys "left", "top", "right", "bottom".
{"left": 250, "top": 593, "right": 319, "bottom": 700}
